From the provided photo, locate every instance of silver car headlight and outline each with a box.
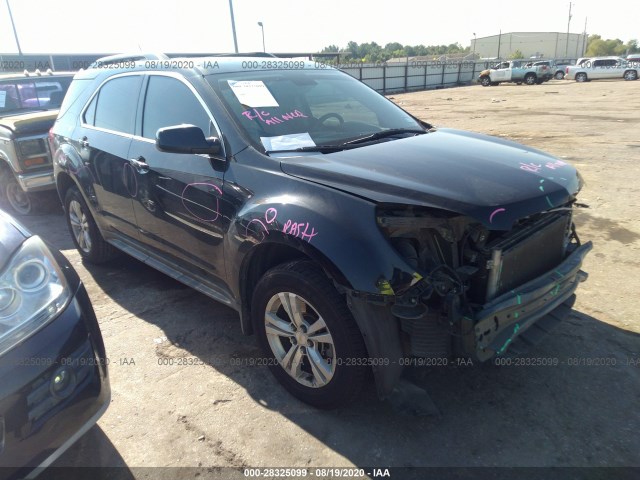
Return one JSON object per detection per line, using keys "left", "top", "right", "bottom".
{"left": 0, "top": 236, "right": 71, "bottom": 356}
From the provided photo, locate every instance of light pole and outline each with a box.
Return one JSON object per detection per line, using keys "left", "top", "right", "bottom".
{"left": 258, "top": 22, "right": 265, "bottom": 53}
{"left": 228, "top": 0, "right": 239, "bottom": 53}
{"left": 472, "top": 32, "right": 477, "bottom": 57}
{"left": 5, "top": 0, "right": 23, "bottom": 55}
{"left": 565, "top": 2, "right": 573, "bottom": 58}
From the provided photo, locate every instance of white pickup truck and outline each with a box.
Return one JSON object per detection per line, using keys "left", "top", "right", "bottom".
{"left": 478, "top": 60, "right": 552, "bottom": 86}
{"left": 564, "top": 56, "right": 639, "bottom": 82}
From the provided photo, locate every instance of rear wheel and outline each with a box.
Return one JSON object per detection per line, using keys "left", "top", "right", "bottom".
{"left": 524, "top": 73, "right": 537, "bottom": 85}
{"left": 623, "top": 70, "right": 638, "bottom": 81}
{"left": 252, "top": 260, "right": 368, "bottom": 408}
{"left": 554, "top": 71, "right": 565, "bottom": 80}
{"left": 64, "top": 186, "right": 117, "bottom": 263}
{"left": 576, "top": 72, "right": 588, "bottom": 82}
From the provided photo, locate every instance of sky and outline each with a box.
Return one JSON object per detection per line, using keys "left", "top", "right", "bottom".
{"left": 0, "top": 0, "right": 637, "bottom": 55}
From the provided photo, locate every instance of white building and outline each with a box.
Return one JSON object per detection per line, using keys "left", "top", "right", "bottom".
{"left": 471, "top": 32, "right": 588, "bottom": 60}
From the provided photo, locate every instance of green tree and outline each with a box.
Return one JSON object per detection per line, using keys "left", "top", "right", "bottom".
{"left": 585, "top": 35, "right": 626, "bottom": 56}
{"left": 509, "top": 49, "right": 524, "bottom": 59}
{"left": 625, "top": 39, "right": 639, "bottom": 54}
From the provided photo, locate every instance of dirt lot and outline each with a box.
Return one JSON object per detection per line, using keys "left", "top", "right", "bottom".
{"left": 15, "top": 78, "right": 640, "bottom": 479}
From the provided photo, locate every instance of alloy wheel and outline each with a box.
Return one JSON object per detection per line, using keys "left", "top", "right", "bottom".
{"left": 264, "top": 292, "right": 336, "bottom": 388}
{"left": 68, "top": 199, "right": 92, "bottom": 253}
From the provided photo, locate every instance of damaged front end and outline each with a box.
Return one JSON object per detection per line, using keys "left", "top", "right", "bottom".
{"left": 373, "top": 203, "right": 591, "bottom": 365}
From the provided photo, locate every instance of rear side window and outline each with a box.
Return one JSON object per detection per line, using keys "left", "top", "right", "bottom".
{"left": 91, "top": 75, "right": 142, "bottom": 134}
{"left": 142, "top": 75, "right": 211, "bottom": 139}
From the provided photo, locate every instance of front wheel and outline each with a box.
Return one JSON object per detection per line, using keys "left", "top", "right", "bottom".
{"left": 0, "top": 170, "right": 40, "bottom": 215}
{"left": 624, "top": 70, "right": 638, "bottom": 81}
{"left": 480, "top": 76, "right": 491, "bottom": 87}
{"left": 64, "top": 186, "right": 117, "bottom": 263}
{"left": 252, "top": 261, "right": 368, "bottom": 408}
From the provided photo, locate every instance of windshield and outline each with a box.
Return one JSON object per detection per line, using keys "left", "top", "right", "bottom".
{"left": 205, "top": 68, "right": 423, "bottom": 152}
{"left": 0, "top": 76, "right": 72, "bottom": 116}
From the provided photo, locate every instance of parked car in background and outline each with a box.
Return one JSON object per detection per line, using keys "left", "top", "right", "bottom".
{"left": 626, "top": 54, "right": 640, "bottom": 64}
{"left": 0, "top": 72, "right": 73, "bottom": 215}
{"left": 0, "top": 209, "right": 110, "bottom": 479}
{"left": 526, "top": 60, "right": 567, "bottom": 80}
{"left": 51, "top": 54, "right": 590, "bottom": 408}
{"left": 478, "top": 60, "right": 552, "bottom": 86}
{"left": 565, "top": 56, "right": 639, "bottom": 82}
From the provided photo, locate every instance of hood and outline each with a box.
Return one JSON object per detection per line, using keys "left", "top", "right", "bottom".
{"left": 279, "top": 128, "right": 582, "bottom": 230}
{"left": 0, "top": 111, "right": 58, "bottom": 136}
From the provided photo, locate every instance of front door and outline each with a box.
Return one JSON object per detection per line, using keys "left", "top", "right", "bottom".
{"left": 127, "top": 74, "right": 231, "bottom": 287}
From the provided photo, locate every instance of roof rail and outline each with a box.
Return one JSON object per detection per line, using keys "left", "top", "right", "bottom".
{"left": 209, "top": 52, "right": 278, "bottom": 58}
{"left": 89, "top": 53, "right": 169, "bottom": 68}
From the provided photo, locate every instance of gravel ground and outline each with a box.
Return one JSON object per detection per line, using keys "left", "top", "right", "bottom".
{"left": 12, "top": 78, "right": 639, "bottom": 479}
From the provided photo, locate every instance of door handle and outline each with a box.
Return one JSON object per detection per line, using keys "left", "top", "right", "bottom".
{"left": 79, "top": 136, "right": 89, "bottom": 148}
{"left": 129, "top": 157, "right": 149, "bottom": 173}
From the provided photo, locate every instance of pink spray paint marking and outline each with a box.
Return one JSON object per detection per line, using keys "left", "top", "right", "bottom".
{"left": 244, "top": 207, "right": 318, "bottom": 243}
{"left": 241, "top": 108, "right": 308, "bottom": 126}
{"left": 122, "top": 163, "right": 138, "bottom": 198}
{"left": 489, "top": 208, "right": 506, "bottom": 224}
{"left": 282, "top": 219, "right": 318, "bottom": 242}
{"left": 245, "top": 208, "right": 277, "bottom": 240}
{"left": 181, "top": 183, "right": 222, "bottom": 222}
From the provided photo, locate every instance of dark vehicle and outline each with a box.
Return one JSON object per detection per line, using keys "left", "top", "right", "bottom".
{"left": 0, "top": 209, "right": 110, "bottom": 478}
{"left": 0, "top": 72, "right": 73, "bottom": 215}
{"left": 50, "top": 55, "right": 591, "bottom": 408}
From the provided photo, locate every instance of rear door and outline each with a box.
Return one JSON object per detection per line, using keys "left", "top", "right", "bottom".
{"left": 127, "top": 73, "right": 231, "bottom": 287}
{"left": 78, "top": 74, "right": 143, "bottom": 240}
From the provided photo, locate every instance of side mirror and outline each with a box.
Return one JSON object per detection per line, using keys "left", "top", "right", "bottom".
{"left": 156, "top": 124, "right": 221, "bottom": 156}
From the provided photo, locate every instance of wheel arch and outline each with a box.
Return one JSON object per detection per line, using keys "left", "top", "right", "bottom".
{"left": 56, "top": 170, "right": 77, "bottom": 205}
{"left": 238, "top": 236, "right": 352, "bottom": 336}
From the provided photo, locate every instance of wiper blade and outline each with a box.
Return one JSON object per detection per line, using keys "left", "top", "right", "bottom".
{"left": 266, "top": 144, "right": 347, "bottom": 154}
{"left": 341, "top": 128, "right": 426, "bottom": 146}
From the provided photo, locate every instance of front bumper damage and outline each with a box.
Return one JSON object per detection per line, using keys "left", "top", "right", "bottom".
{"left": 346, "top": 241, "right": 592, "bottom": 399}
{"left": 473, "top": 241, "right": 592, "bottom": 361}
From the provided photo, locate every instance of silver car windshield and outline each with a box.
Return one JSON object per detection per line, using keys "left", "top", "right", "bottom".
{"left": 205, "top": 69, "right": 423, "bottom": 152}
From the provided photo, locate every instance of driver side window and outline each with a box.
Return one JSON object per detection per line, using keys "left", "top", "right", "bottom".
{"left": 142, "top": 76, "right": 213, "bottom": 140}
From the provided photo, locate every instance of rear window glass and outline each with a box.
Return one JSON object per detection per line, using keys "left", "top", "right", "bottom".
{"left": 0, "top": 76, "right": 72, "bottom": 114}
{"left": 92, "top": 75, "right": 142, "bottom": 134}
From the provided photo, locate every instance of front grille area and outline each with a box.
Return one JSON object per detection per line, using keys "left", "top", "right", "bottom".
{"left": 488, "top": 212, "right": 571, "bottom": 300}
{"left": 467, "top": 212, "right": 572, "bottom": 304}
{"left": 26, "top": 340, "right": 95, "bottom": 426}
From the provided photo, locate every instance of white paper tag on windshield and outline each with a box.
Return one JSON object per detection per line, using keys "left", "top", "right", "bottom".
{"left": 228, "top": 80, "right": 279, "bottom": 108}
{"left": 0, "top": 91, "right": 6, "bottom": 108}
{"left": 260, "top": 133, "right": 316, "bottom": 151}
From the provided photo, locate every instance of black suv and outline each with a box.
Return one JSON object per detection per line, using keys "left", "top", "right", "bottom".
{"left": 50, "top": 54, "right": 591, "bottom": 408}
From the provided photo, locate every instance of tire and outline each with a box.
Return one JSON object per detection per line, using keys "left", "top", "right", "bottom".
{"left": 576, "top": 73, "right": 588, "bottom": 82}
{"left": 555, "top": 71, "right": 565, "bottom": 80}
{"left": 251, "top": 260, "right": 368, "bottom": 408}
{"left": 480, "top": 76, "right": 491, "bottom": 87}
{"left": 64, "top": 186, "right": 117, "bottom": 263}
{"left": 0, "top": 169, "right": 41, "bottom": 215}
{"left": 623, "top": 70, "right": 638, "bottom": 81}
{"left": 524, "top": 73, "right": 537, "bottom": 85}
